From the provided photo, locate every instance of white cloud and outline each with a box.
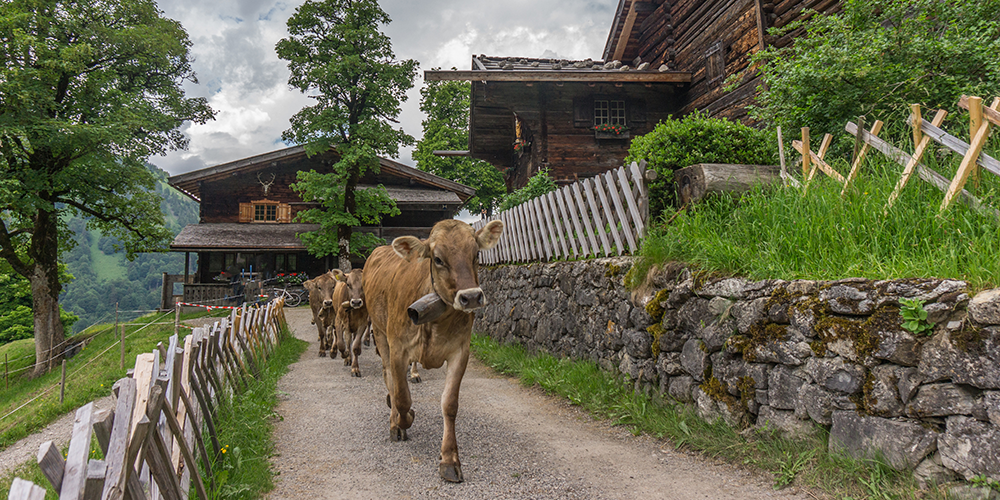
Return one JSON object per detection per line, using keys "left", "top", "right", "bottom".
{"left": 152, "top": 0, "right": 618, "bottom": 175}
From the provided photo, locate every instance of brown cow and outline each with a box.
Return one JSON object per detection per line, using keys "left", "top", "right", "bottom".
{"left": 364, "top": 219, "right": 503, "bottom": 483}
{"left": 303, "top": 271, "right": 342, "bottom": 358}
{"left": 332, "top": 269, "right": 368, "bottom": 376}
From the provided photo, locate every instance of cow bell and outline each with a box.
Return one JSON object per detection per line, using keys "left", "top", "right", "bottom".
{"left": 407, "top": 292, "right": 448, "bottom": 325}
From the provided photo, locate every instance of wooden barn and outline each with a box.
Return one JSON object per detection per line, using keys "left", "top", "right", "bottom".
{"left": 165, "top": 146, "right": 474, "bottom": 305}
{"left": 427, "top": 0, "right": 839, "bottom": 189}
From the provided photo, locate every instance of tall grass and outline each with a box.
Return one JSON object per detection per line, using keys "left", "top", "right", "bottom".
{"left": 631, "top": 152, "right": 1000, "bottom": 290}
{"left": 471, "top": 334, "right": 932, "bottom": 499}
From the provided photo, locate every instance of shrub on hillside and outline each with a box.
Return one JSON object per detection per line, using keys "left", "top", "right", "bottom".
{"left": 498, "top": 168, "right": 557, "bottom": 212}
{"left": 625, "top": 112, "right": 776, "bottom": 217}
{"left": 751, "top": 0, "right": 1000, "bottom": 148}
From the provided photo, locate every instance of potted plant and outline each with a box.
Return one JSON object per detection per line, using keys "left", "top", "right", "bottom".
{"left": 594, "top": 123, "right": 629, "bottom": 139}
{"left": 513, "top": 140, "right": 529, "bottom": 157}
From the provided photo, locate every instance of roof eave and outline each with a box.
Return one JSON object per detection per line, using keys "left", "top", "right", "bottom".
{"left": 425, "top": 70, "right": 691, "bottom": 83}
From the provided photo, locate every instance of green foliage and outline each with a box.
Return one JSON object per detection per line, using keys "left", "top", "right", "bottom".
{"left": 277, "top": 0, "right": 417, "bottom": 265}
{"left": 630, "top": 155, "right": 1000, "bottom": 291}
{"left": 899, "top": 298, "right": 934, "bottom": 335}
{"left": 0, "top": 0, "right": 213, "bottom": 372}
{"left": 498, "top": 168, "right": 557, "bottom": 212}
{"left": 625, "top": 112, "right": 776, "bottom": 216}
{"left": 751, "top": 0, "right": 1000, "bottom": 146}
{"left": 773, "top": 449, "right": 815, "bottom": 489}
{"left": 971, "top": 474, "right": 1000, "bottom": 492}
{"left": 413, "top": 78, "right": 506, "bottom": 215}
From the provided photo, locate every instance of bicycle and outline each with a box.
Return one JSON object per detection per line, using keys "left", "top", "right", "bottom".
{"left": 263, "top": 281, "right": 308, "bottom": 307}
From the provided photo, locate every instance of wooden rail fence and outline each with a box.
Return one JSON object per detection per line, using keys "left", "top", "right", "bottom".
{"left": 474, "top": 162, "right": 653, "bottom": 264}
{"left": 787, "top": 94, "right": 1000, "bottom": 218}
{"left": 7, "top": 299, "right": 289, "bottom": 500}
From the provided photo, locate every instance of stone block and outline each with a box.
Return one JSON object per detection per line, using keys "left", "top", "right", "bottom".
{"left": 907, "top": 383, "right": 978, "bottom": 418}
{"left": 970, "top": 289, "right": 1000, "bottom": 326}
{"left": 790, "top": 299, "right": 819, "bottom": 335}
{"left": 733, "top": 297, "right": 768, "bottom": 334}
{"left": 697, "top": 278, "right": 749, "bottom": 299}
{"left": 985, "top": 392, "right": 1000, "bottom": 427}
{"left": 657, "top": 352, "right": 684, "bottom": 377}
{"left": 624, "top": 328, "right": 653, "bottom": 359}
{"left": 805, "top": 357, "right": 866, "bottom": 394}
{"left": 913, "top": 452, "right": 958, "bottom": 490}
{"left": 875, "top": 279, "right": 967, "bottom": 305}
{"left": 757, "top": 405, "right": 818, "bottom": 439}
{"left": 768, "top": 365, "right": 807, "bottom": 411}
{"left": 925, "top": 332, "right": 989, "bottom": 383}
{"left": 867, "top": 365, "right": 905, "bottom": 417}
{"left": 829, "top": 411, "right": 938, "bottom": 470}
{"left": 939, "top": 416, "right": 1000, "bottom": 480}
{"left": 755, "top": 389, "right": 769, "bottom": 406}
{"left": 747, "top": 339, "right": 811, "bottom": 366}
{"left": 897, "top": 367, "right": 923, "bottom": 404}
{"left": 629, "top": 305, "right": 653, "bottom": 330}
{"left": 798, "top": 384, "right": 856, "bottom": 425}
{"left": 694, "top": 387, "right": 747, "bottom": 428}
{"left": 701, "top": 318, "right": 735, "bottom": 353}
{"left": 668, "top": 376, "right": 695, "bottom": 402}
{"left": 707, "top": 296, "right": 733, "bottom": 317}
{"left": 677, "top": 298, "right": 711, "bottom": 337}
{"left": 821, "top": 284, "right": 875, "bottom": 315}
{"left": 873, "top": 328, "right": 920, "bottom": 366}
{"left": 681, "top": 338, "right": 709, "bottom": 381}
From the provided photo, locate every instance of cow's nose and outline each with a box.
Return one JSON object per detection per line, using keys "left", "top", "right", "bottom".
{"left": 350, "top": 299, "right": 363, "bottom": 309}
{"left": 323, "top": 299, "right": 333, "bottom": 307}
{"left": 456, "top": 289, "right": 484, "bottom": 310}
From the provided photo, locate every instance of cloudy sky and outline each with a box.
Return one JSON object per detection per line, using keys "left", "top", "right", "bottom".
{"left": 154, "top": 0, "right": 619, "bottom": 176}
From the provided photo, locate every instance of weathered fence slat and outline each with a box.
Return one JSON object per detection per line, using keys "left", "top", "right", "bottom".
{"left": 582, "top": 178, "right": 613, "bottom": 256}
{"left": 593, "top": 174, "right": 625, "bottom": 255}
{"left": 559, "top": 188, "right": 589, "bottom": 257}
{"left": 37, "top": 441, "right": 65, "bottom": 492}
{"left": 538, "top": 192, "right": 563, "bottom": 258}
{"left": 552, "top": 189, "right": 579, "bottom": 257}
{"left": 604, "top": 170, "right": 636, "bottom": 253}
{"left": 572, "top": 183, "right": 600, "bottom": 255}
{"left": 9, "top": 478, "right": 46, "bottom": 500}
{"left": 616, "top": 166, "right": 645, "bottom": 238}
{"left": 83, "top": 460, "right": 106, "bottom": 500}
{"left": 59, "top": 402, "right": 94, "bottom": 500}
{"left": 100, "top": 377, "right": 136, "bottom": 500}
{"left": 529, "top": 197, "right": 553, "bottom": 260}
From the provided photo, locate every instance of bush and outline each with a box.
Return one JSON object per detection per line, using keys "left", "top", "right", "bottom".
{"left": 750, "top": 0, "right": 1000, "bottom": 149}
{"left": 498, "top": 168, "right": 557, "bottom": 212}
{"left": 625, "top": 112, "right": 776, "bottom": 217}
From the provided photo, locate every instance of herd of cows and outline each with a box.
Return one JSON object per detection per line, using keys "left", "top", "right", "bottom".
{"left": 301, "top": 219, "right": 505, "bottom": 483}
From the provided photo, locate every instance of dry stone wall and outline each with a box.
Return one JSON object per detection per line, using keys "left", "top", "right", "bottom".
{"left": 474, "top": 258, "right": 1000, "bottom": 486}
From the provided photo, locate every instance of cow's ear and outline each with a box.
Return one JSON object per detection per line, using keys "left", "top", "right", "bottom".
{"left": 392, "top": 236, "right": 428, "bottom": 260}
{"left": 332, "top": 269, "right": 346, "bottom": 282}
{"left": 475, "top": 220, "right": 505, "bottom": 250}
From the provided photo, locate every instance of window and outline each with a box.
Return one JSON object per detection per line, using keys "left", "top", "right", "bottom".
{"left": 706, "top": 41, "right": 726, "bottom": 86}
{"left": 594, "top": 99, "right": 626, "bottom": 126}
{"left": 254, "top": 203, "right": 277, "bottom": 222}
{"left": 239, "top": 199, "right": 292, "bottom": 223}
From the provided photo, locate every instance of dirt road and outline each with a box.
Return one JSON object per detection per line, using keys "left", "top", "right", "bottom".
{"left": 268, "top": 307, "right": 812, "bottom": 500}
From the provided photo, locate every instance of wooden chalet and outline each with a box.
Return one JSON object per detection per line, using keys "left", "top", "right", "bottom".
{"left": 166, "top": 145, "right": 474, "bottom": 304}
{"left": 426, "top": 0, "right": 839, "bottom": 190}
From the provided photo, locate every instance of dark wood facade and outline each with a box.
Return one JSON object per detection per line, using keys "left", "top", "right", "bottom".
{"left": 427, "top": 0, "right": 839, "bottom": 190}
{"left": 426, "top": 57, "right": 691, "bottom": 189}
{"left": 603, "top": 0, "right": 842, "bottom": 122}
{"left": 167, "top": 146, "right": 474, "bottom": 285}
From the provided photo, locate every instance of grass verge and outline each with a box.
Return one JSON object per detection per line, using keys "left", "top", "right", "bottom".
{"left": 206, "top": 326, "right": 307, "bottom": 499}
{"left": 629, "top": 155, "right": 1000, "bottom": 292}
{"left": 0, "top": 321, "right": 306, "bottom": 499}
{"left": 471, "top": 333, "right": 938, "bottom": 500}
{"left": 0, "top": 309, "right": 228, "bottom": 452}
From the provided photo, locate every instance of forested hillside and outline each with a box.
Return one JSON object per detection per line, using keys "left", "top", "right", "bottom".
{"left": 58, "top": 164, "right": 199, "bottom": 331}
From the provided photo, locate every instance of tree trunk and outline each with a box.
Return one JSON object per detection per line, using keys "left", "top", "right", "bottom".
{"left": 338, "top": 159, "right": 361, "bottom": 272}
{"left": 30, "top": 263, "right": 65, "bottom": 378}
{"left": 29, "top": 208, "right": 65, "bottom": 378}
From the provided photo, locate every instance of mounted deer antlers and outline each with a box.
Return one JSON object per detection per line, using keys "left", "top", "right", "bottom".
{"left": 257, "top": 172, "right": 276, "bottom": 196}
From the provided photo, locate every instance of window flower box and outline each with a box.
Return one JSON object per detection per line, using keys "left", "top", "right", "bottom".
{"left": 594, "top": 123, "right": 629, "bottom": 139}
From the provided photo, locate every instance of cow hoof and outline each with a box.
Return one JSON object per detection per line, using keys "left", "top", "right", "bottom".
{"left": 389, "top": 427, "right": 407, "bottom": 442}
{"left": 409, "top": 374, "right": 422, "bottom": 383}
{"left": 386, "top": 394, "right": 391, "bottom": 408}
{"left": 364, "top": 339, "right": 371, "bottom": 347}
{"left": 439, "top": 464, "right": 464, "bottom": 483}
{"left": 343, "top": 358, "right": 350, "bottom": 366}
{"left": 318, "top": 350, "right": 327, "bottom": 357}
{"left": 351, "top": 370, "right": 361, "bottom": 378}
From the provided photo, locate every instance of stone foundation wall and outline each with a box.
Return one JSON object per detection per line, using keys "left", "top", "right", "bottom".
{"left": 474, "top": 258, "right": 1000, "bottom": 486}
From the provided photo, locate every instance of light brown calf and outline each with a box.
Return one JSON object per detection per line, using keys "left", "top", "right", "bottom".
{"left": 363, "top": 219, "right": 503, "bottom": 483}
{"left": 332, "top": 269, "right": 368, "bottom": 376}
{"left": 303, "top": 271, "right": 340, "bottom": 357}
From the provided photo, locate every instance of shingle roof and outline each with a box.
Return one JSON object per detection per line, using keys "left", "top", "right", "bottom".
{"left": 424, "top": 55, "right": 691, "bottom": 83}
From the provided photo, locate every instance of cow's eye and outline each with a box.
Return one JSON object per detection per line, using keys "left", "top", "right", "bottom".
{"left": 433, "top": 256, "right": 444, "bottom": 266}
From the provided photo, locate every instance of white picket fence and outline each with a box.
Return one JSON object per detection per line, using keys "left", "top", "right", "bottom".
{"left": 474, "top": 162, "right": 652, "bottom": 264}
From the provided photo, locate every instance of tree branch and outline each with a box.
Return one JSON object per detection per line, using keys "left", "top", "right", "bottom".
{"left": 0, "top": 218, "right": 31, "bottom": 278}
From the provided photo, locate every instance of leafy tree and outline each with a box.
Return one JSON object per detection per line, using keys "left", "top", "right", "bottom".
{"left": 750, "top": 0, "right": 1000, "bottom": 144}
{"left": 413, "top": 78, "right": 506, "bottom": 216}
{"left": 276, "top": 0, "right": 418, "bottom": 269}
{"left": 498, "top": 169, "right": 557, "bottom": 212}
{"left": 0, "top": 0, "right": 213, "bottom": 376}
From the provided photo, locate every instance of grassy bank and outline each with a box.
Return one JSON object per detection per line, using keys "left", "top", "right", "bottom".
{"left": 0, "top": 309, "right": 227, "bottom": 451}
{"left": 0, "top": 318, "right": 305, "bottom": 499}
{"left": 629, "top": 155, "right": 1000, "bottom": 291}
{"left": 471, "top": 334, "right": 933, "bottom": 499}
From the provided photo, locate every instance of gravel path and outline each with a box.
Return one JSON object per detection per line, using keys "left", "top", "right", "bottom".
{"left": 268, "top": 308, "right": 815, "bottom": 499}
